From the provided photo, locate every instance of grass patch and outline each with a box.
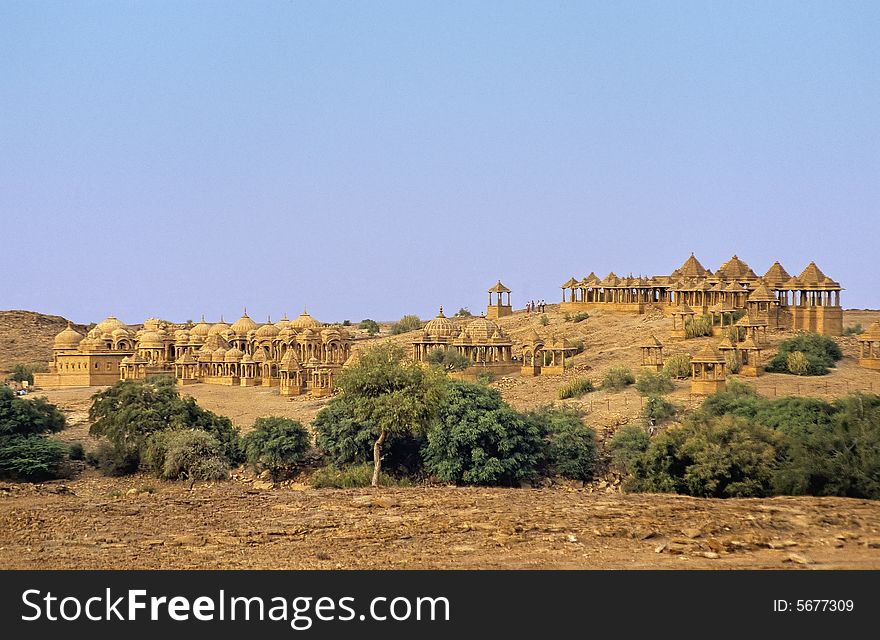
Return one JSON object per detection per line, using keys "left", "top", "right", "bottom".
{"left": 558, "top": 378, "right": 595, "bottom": 400}
{"left": 310, "top": 464, "right": 412, "bottom": 488}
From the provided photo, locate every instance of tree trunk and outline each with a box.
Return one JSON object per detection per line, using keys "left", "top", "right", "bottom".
{"left": 372, "top": 430, "right": 387, "bottom": 487}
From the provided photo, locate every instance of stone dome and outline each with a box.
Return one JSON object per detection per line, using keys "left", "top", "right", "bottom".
{"left": 423, "top": 307, "right": 457, "bottom": 338}
{"left": 291, "top": 308, "right": 322, "bottom": 330}
{"left": 256, "top": 319, "right": 279, "bottom": 338}
{"left": 96, "top": 315, "right": 127, "bottom": 334}
{"left": 274, "top": 313, "right": 292, "bottom": 331}
{"left": 230, "top": 311, "right": 258, "bottom": 335}
{"left": 466, "top": 315, "right": 500, "bottom": 342}
{"left": 190, "top": 316, "right": 211, "bottom": 338}
{"left": 111, "top": 328, "right": 131, "bottom": 339}
{"left": 208, "top": 318, "right": 230, "bottom": 336}
{"left": 224, "top": 347, "right": 244, "bottom": 362}
{"left": 138, "top": 331, "right": 163, "bottom": 348}
{"left": 212, "top": 347, "right": 227, "bottom": 362}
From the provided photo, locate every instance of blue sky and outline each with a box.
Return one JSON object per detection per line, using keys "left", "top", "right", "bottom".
{"left": 1, "top": 1, "right": 877, "bottom": 324}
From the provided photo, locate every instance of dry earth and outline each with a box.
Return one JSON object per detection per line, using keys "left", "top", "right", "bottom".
{"left": 3, "top": 308, "right": 880, "bottom": 569}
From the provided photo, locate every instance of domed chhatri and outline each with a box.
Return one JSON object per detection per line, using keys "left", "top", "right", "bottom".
{"left": 34, "top": 308, "right": 351, "bottom": 398}
{"left": 559, "top": 254, "right": 844, "bottom": 336}
{"left": 858, "top": 321, "right": 880, "bottom": 372}
{"left": 411, "top": 307, "right": 515, "bottom": 375}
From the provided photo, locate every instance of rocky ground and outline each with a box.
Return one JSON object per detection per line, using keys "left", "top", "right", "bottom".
{"left": 1, "top": 477, "right": 878, "bottom": 569}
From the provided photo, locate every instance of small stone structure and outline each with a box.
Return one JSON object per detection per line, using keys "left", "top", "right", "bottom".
{"left": 640, "top": 335, "right": 664, "bottom": 371}
{"left": 486, "top": 281, "right": 513, "bottom": 319}
{"left": 690, "top": 343, "right": 727, "bottom": 395}
{"left": 412, "top": 309, "right": 517, "bottom": 375}
{"left": 858, "top": 321, "right": 880, "bottom": 372}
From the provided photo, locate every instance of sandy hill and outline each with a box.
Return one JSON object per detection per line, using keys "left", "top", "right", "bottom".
{"left": 0, "top": 310, "right": 89, "bottom": 373}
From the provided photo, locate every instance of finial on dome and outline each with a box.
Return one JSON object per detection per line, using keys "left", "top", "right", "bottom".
{"left": 283, "top": 312, "right": 288, "bottom": 320}
{"left": 67, "top": 320, "right": 72, "bottom": 328}
{"left": 267, "top": 315, "right": 271, "bottom": 323}
{"left": 243, "top": 307, "right": 248, "bottom": 316}
{"left": 201, "top": 314, "right": 205, "bottom": 322}
{"left": 439, "top": 305, "right": 444, "bottom": 316}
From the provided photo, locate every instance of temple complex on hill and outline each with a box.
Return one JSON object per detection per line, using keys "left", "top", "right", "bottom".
{"left": 559, "top": 254, "right": 843, "bottom": 335}
{"left": 34, "top": 310, "right": 351, "bottom": 397}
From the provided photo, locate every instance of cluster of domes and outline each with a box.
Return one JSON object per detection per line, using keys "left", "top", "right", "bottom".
{"left": 419, "top": 308, "right": 511, "bottom": 345}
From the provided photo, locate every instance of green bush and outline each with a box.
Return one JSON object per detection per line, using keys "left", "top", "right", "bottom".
{"left": 627, "top": 415, "right": 784, "bottom": 497}
{"left": 533, "top": 406, "right": 596, "bottom": 482}
{"left": 156, "top": 430, "right": 229, "bottom": 481}
{"left": 359, "top": 319, "right": 380, "bottom": 335}
{"left": 725, "top": 350, "right": 742, "bottom": 374}
{"left": 785, "top": 351, "right": 810, "bottom": 376}
{"left": 342, "top": 320, "right": 351, "bottom": 327}
{"left": 663, "top": 354, "right": 691, "bottom": 379}
{"left": 89, "top": 378, "right": 241, "bottom": 474}
{"left": 425, "top": 347, "right": 471, "bottom": 372}
{"left": 423, "top": 380, "right": 545, "bottom": 486}
{"left": 312, "top": 395, "right": 429, "bottom": 477}
{"left": 608, "top": 425, "right": 650, "bottom": 475}
{"left": 310, "top": 463, "right": 411, "bottom": 488}
{"left": 539, "top": 314, "right": 550, "bottom": 326}
{"left": 558, "top": 378, "right": 594, "bottom": 400}
{"left": 601, "top": 366, "right": 635, "bottom": 391}
{"left": 87, "top": 441, "right": 140, "bottom": 476}
{"left": 0, "top": 386, "right": 68, "bottom": 482}
{"left": 455, "top": 308, "right": 472, "bottom": 317}
{"left": 390, "top": 314, "right": 423, "bottom": 335}
{"left": 7, "top": 362, "right": 47, "bottom": 385}
{"left": 563, "top": 313, "right": 572, "bottom": 322}
{"left": 635, "top": 371, "right": 674, "bottom": 396}
{"left": 684, "top": 315, "right": 713, "bottom": 338}
{"left": 242, "top": 417, "right": 311, "bottom": 480}
{"left": 0, "top": 386, "right": 66, "bottom": 437}
{"left": 572, "top": 312, "right": 590, "bottom": 323}
{"left": 696, "top": 379, "right": 762, "bottom": 420}
{"left": 68, "top": 442, "right": 85, "bottom": 461}
{"left": 765, "top": 333, "right": 842, "bottom": 376}
{"left": 0, "top": 435, "right": 68, "bottom": 482}
{"left": 641, "top": 395, "right": 678, "bottom": 425}
{"left": 843, "top": 324, "right": 864, "bottom": 336}
{"left": 570, "top": 339, "right": 585, "bottom": 354}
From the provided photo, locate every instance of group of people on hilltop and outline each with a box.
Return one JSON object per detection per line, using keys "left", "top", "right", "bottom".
{"left": 526, "top": 300, "right": 546, "bottom": 314}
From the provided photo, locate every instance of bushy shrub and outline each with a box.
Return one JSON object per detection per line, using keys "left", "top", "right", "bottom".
{"left": 68, "top": 442, "right": 85, "bottom": 460}
{"left": 455, "top": 308, "right": 472, "bottom": 318}
{"left": 725, "top": 350, "right": 741, "bottom": 374}
{"left": 7, "top": 362, "right": 47, "bottom": 385}
{"left": 342, "top": 320, "right": 351, "bottom": 327}
{"left": 696, "top": 379, "right": 762, "bottom": 420}
{"left": 390, "top": 314, "right": 422, "bottom": 335}
{"left": 533, "top": 407, "right": 596, "bottom": 482}
{"left": 89, "top": 378, "right": 241, "bottom": 475}
{"left": 87, "top": 441, "right": 140, "bottom": 476}
{"left": 157, "top": 430, "right": 229, "bottom": 481}
{"left": 627, "top": 416, "right": 784, "bottom": 497}
{"left": 843, "top": 324, "right": 864, "bottom": 336}
{"left": 572, "top": 312, "right": 590, "bottom": 323}
{"left": 609, "top": 425, "right": 650, "bottom": 475}
{"left": 635, "top": 371, "right": 674, "bottom": 396}
{"left": 425, "top": 347, "right": 471, "bottom": 372}
{"left": 539, "top": 314, "right": 550, "bottom": 326}
{"left": 570, "top": 339, "right": 585, "bottom": 354}
{"left": 684, "top": 315, "right": 713, "bottom": 338}
{"left": 423, "top": 381, "right": 545, "bottom": 486}
{"left": 663, "top": 353, "right": 691, "bottom": 379}
{"left": 765, "top": 333, "right": 842, "bottom": 376}
{"left": 0, "top": 386, "right": 68, "bottom": 482}
{"left": 601, "top": 366, "right": 635, "bottom": 391}
{"left": 310, "top": 464, "right": 411, "bottom": 488}
{"left": 0, "top": 435, "right": 68, "bottom": 482}
{"left": 359, "top": 319, "right": 380, "bottom": 335}
{"left": 558, "top": 378, "right": 594, "bottom": 400}
{"left": 641, "top": 395, "right": 678, "bottom": 425}
{"left": 242, "top": 417, "right": 310, "bottom": 480}
{"left": 313, "top": 396, "right": 426, "bottom": 476}
{"left": 785, "top": 351, "right": 810, "bottom": 376}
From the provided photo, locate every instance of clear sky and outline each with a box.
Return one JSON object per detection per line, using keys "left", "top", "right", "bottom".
{"left": 1, "top": 1, "right": 877, "bottom": 325}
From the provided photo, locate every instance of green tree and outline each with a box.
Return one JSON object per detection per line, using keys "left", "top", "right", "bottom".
{"left": 336, "top": 344, "right": 446, "bottom": 486}
{"left": 608, "top": 425, "right": 650, "bottom": 475}
{"left": 390, "top": 315, "right": 423, "bottom": 335}
{"left": 423, "top": 380, "right": 545, "bottom": 486}
{"left": 635, "top": 371, "right": 674, "bottom": 396}
{"left": 0, "top": 386, "right": 68, "bottom": 481}
{"left": 359, "top": 319, "right": 380, "bottom": 335}
{"left": 425, "top": 347, "right": 471, "bottom": 372}
{"left": 532, "top": 406, "right": 597, "bottom": 482}
{"left": 242, "top": 417, "right": 311, "bottom": 480}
